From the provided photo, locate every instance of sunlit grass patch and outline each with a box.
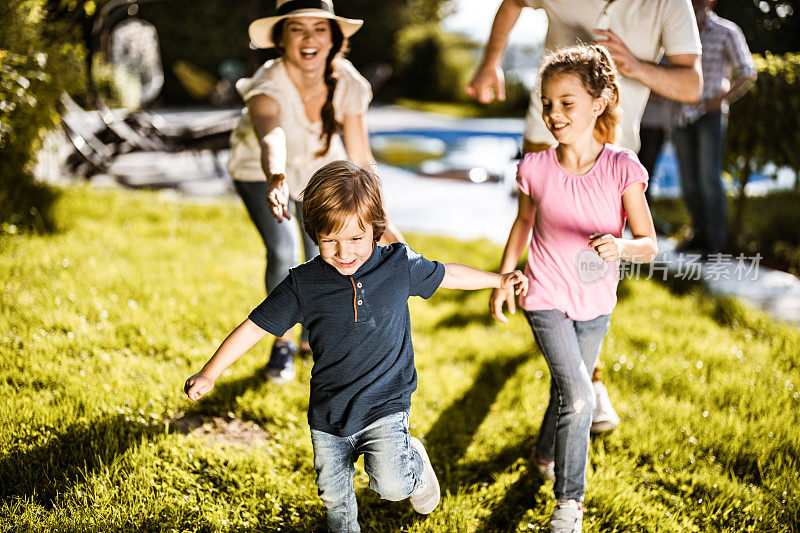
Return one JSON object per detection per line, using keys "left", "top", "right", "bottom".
{"left": 1, "top": 186, "right": 799, "bottom": 531}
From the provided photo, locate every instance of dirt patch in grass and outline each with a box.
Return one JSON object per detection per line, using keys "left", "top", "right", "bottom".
{"left": 167, "top": 413, "right": 271, "bottom": 448}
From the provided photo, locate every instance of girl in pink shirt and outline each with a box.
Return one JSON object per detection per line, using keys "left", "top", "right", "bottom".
{"left": 490, "top": 45, "right": 658, "bottom": 533}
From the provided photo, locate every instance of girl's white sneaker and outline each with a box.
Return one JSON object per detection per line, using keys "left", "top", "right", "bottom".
{"left": 590, "top": 381, "right": 620, "bottom": 433}
{"left": 550, "top": 499, "right": 583, "bottom": 533}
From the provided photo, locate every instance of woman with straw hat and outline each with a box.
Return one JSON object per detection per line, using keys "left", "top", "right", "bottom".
{"left": 228, "top": 0, "right": 403, "bottom": 385}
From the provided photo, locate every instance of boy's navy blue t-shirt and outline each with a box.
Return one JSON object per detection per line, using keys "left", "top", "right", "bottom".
{"left": 249, "top": 243, "right": 445, "bottom": 437}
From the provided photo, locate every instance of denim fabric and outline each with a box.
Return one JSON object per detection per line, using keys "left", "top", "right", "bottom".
{"left": 525, "top": 310, "right": 611, "bottom": 502}
{"left": 672, "top": 111, "right": 728, "bottom": 250}
{"left": 233, "top": 180, "right": 318, "bottom": 293}
{"left": 310, "top": 411, "right": 423, "bottom": 532}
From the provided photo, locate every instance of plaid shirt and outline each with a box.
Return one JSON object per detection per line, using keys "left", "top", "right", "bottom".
{"left": 678, "top": 12, "right": 756, "bottom": 125}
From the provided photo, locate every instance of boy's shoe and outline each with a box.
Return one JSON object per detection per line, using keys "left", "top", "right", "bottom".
{"left": 266, "top": 341, "right": 296, "bottom": 385}
{"left": 530, "top": 449, "right": 555, "bottom": 482}
{"left": 590, "top": 381, "right": 620, "bottom": 433}
{"left": 550, "top": 500, "right": 583, "bottom": 533}
{"left": 409, "top": 437, "right": 440, "bottom": 514}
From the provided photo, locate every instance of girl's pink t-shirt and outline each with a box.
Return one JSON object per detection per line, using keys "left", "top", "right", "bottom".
{"left": 517, "top": 144, "right": 648, "bottom": 321}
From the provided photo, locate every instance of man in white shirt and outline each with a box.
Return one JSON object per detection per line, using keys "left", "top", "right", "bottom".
{"left": 467, "top": 0, "right": 703, "bottom": 153}
{"left": 466, "top": 0, "right": 703, "bottom": 435}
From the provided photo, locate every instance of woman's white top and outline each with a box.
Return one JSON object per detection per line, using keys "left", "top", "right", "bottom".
{"left": 227, "top": 57, "right": 372, "bottom": 200}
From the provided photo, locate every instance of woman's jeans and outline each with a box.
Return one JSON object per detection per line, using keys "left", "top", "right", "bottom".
{"left": 525, "top": 310, "right": 612, "bottom": 502}
{"left": 235, "top": 181, "right": 317, "bottom": 343}
{"left": 311, "top": 412, "right": 423, "bottom": 533}
{"left": 672, "top": 111, "right": 728, "bottom": 251}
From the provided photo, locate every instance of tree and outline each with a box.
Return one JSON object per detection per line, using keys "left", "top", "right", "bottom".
{"left": 715, "top": 0, "right": 799, "bottom": 54}
{"left": 725, "top": 53, "right": 800, "bottom": 236}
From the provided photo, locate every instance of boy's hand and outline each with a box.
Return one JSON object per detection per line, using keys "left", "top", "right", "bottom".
{"left": 184, "top": 372, "right": 216, "bottom": 402}
{"left": 490, "top": 270, "right": 528, "bottom": 324}
{"left": 499, "top": 270, "right": 528, "bottom": 295}
{"left": 589, "top": 233, "right": 620, "bottom": 262}
{"left": 490, "top": 287, "right": 516, "bottom": 324}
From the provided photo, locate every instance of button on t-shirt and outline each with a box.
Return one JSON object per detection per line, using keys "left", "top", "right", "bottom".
{"left": 249, "top": 243, "right": 445, "bottom": 437}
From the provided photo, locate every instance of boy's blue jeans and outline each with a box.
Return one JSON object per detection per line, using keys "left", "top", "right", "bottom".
{"left": 525, "top": 309, "right": 612, "bottom": 502}
{"left": 311, "top": 411, "right": 423, "bottom": 533}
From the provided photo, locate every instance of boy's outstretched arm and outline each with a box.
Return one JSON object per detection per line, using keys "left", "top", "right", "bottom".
{"left": 184, "top": 319, "right": 268, "bottom": 401}
{"left": 440, "top": 264, "right": 528, "bottom": 298}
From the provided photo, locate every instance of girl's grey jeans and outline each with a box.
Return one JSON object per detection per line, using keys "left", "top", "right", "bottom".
{"left": 525, "top": 309, "right": 611, "bottom": 502}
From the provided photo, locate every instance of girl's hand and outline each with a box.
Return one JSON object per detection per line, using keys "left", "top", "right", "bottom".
{"left": 184, "top": 372, "right": 216, "bottom": 402}
{"left": 490, "top": 287, "right": 516, "bottom": 324}
{"left": 589, "top": 233, "right": 620, "bottom": 262}
{"left": 267, "top": 173, "right": 291, "bottom": 222}
{"left": 499, "top": 270, "right": 529, "bottom": 295}
{"left": 490, "top": 271, "right": 527, "bottom": 324}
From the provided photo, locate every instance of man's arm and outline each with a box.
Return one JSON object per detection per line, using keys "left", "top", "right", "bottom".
{"left": 706, "top": 26, "right": 757, "bottom": 112}
{"left": 705, "top": 73, "right": 755, "bottom": 113}
{"left": 594, "top": 29, "right": 702, "bottom": 103}
{"left": 465, "top": 0, "right": 527, "bottom": 103}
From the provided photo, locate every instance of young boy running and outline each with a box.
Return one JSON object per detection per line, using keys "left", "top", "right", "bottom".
{"left": 184, "top": 160, "right": 527, "bottom": 532}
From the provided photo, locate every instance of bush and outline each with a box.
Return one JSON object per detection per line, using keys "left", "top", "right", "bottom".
{"left": 393, "top": 23, "right": 478, "bottom": 102}
{"left": 91, "top": 56, "right": 142, "bottom": 109}
{"left": 0, "top": 0, "right": 85, "bottom": 230}
{"left": 725, "top": 53, "right": 800, "bottom": 231}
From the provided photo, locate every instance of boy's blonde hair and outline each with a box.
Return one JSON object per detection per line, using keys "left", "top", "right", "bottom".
{"left": 302, "top": 160, "right": 387, "bottom": 244}
{"left": 539, "top": 45, "right": 622, "bottom": 145}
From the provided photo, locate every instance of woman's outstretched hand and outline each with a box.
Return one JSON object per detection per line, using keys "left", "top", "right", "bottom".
{"left": 267, "top": 173, "right": 291, "bottom": 222}
{"left": 184, "top": 372, "right": 216, "bottom": 402}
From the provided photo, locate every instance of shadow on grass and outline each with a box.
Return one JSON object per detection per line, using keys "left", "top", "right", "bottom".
{"left": 0, "top": 179, "right": 60, "bottom": 233}
{"left": 617, "top": 275, "right": 633, "bottom": 302}
{"left": 476, "top": 466, "right": 546, "bottom": 533}
{"left": 425, "top": 353, "right": 529, "bottom": 491}
{"left": 353, "top": 353, "right": 532, "bottom": 531}
{"left": 460, "top": 437, "right": 538, "bottom": 487}
{"left": 0, "top": 414, "right": 163, "bottom": 506}
{"left": 435, "top": 308, "right": 496, "bottom": 329}
{"left": 186, "top": 365, "right": 270, "bottom": 418}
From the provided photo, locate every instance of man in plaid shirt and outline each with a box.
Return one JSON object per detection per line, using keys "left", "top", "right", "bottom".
{"left": 674, "top": 0, "right": 756, "bottom": 255}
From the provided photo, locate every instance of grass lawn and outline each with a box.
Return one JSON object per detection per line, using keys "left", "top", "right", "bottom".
{"left": 2, "top": 186, "right": 799, "bottom": 532}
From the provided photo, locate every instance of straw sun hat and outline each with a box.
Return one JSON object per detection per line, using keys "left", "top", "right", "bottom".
{"left": 249, "top": 0, "right": 364, "bottom": 48}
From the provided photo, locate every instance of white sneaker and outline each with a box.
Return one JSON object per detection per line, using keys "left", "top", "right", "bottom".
{"left": 409, "top": 437, "right": 440, "bottom": 514}
{"left": 590, "top": 381, "right": 620, "bottom": 433}
{"left": 550, "top": 499, "right": 583, "bottom": 533}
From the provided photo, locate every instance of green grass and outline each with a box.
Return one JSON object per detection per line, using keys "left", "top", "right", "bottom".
{"left": 2, "top": 186, "right": 800, "bottom": 532}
